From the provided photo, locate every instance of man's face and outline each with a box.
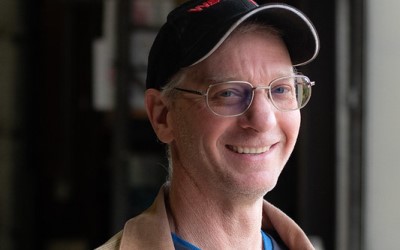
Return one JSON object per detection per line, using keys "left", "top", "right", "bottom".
{"left": 168, "top": 30, "right": 300, "bottom": 199}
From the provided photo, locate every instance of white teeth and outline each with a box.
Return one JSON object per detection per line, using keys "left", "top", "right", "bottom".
{"left": 230, "top": 146, "right": 270, "bottom": 154}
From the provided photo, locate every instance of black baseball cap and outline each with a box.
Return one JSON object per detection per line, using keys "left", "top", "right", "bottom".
{"left": 146, "top": 0, "right": 320, "bottom": 90}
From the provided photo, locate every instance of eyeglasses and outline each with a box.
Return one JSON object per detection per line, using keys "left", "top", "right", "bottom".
{"left": 174, "top": 75, "right": 315, "bottom": 117}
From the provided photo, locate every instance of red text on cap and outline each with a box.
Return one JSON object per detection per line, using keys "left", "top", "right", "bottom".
{"left": 188, "top": 0, "right": 221, "bottom": 12}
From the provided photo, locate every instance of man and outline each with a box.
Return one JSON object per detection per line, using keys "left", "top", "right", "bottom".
{"left": 97, "top": 0, "right": 319, "bottom": 249}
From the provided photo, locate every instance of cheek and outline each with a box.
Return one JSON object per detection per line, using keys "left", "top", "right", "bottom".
{"left": 172, "top": 107, "right": 229, "bottom": 156}
{"left": 281, "top": 112, "right": 301, "bottom": 144}
{"left": 173, "top": 99, "right": 224, "bottom": 133}
{"left": 171, "top": 104, "right": 212, "bottom": 143}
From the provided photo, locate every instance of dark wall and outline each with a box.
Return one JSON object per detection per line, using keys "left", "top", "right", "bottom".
{"left": 22, "top": 0, "right": 112, "bottom": 249}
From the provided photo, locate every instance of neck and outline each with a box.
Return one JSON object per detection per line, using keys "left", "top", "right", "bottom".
{"left": 166, "top": 179, "right": 264, "bottom": 249}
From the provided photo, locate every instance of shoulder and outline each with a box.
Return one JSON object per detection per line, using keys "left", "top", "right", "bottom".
{"left": 95, "top": 231, "right": 123, "bottom": 250}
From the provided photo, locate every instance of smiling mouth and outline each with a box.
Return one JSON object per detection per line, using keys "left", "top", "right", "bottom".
{"left": 228, "top": 145, "right": 271, "bottom": 154}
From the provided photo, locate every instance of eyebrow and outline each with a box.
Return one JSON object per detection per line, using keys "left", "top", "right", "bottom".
{"left": 206, "top": 76, "right": 237, "bottom": 83}
{"left": 203, "top": 72, "right": 249, "bottom": 83}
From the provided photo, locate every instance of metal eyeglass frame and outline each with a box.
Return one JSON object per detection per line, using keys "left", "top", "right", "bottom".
{"left": 173, "top": 75, "right": 315, "bottom": 117}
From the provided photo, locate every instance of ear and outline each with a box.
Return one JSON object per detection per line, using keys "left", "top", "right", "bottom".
{"left": 145, "top": 89, "right": 174, "bottom": 143}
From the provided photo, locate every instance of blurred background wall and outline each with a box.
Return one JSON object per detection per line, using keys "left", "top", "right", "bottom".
{"left": 364, "top": 0, "right": 400, "bottom": 249}
{"left": 1, "top": 0, "right": 27, "bottom": 249}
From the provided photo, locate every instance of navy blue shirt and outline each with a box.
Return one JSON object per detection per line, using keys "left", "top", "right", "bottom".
{"left": 171, "top": 230, "right": 282, "bottom": 250}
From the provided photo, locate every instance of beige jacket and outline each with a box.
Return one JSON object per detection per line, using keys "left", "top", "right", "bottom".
{"left": 96, "top": 185, "right": 314, "bottom": 250}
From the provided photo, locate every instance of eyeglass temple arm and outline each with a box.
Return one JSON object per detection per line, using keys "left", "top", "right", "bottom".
{"left": 174, "top": 87, "right": 205, "bottom": 96}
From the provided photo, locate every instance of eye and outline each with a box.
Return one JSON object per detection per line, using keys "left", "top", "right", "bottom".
{"left": 271, "top": 84, "right": 292, "bottom": 94}
{"left": 272, "top": 86, "right": 286, "bottom": 94}
{"left": 211, "top": 85, "right": 245, "bottom": 99}
{"left": 218, "top": 89, "right": 239, "bottom": 97}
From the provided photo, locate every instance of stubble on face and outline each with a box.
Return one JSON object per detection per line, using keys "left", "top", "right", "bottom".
{"left": 167, "top": 26, "right": 300, "bottom": 201}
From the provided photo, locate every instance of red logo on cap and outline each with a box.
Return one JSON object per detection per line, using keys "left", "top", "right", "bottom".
{"left": 188, "top": 0, "right": 221, "bottom": 12}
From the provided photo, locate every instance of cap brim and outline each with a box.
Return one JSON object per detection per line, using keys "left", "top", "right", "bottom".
{"left": 189, "top": 4, "right": 320, "bottom": 67}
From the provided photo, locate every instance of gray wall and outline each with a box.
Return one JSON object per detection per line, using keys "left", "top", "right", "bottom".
{"left": 365, "top": 0, "right": 400, "bottom": 249}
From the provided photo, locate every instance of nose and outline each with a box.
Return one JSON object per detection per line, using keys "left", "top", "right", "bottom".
{"left": 238, "top": 89, "right": 277, "bottom": 132}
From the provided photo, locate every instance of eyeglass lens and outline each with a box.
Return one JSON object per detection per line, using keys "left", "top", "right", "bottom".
{"left": 206, "top": 76, "right": 311, "bottom": 116}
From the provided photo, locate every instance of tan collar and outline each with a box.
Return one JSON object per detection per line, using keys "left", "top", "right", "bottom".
{"left": 119, "top": 184, "right": 314, "bottom": 250}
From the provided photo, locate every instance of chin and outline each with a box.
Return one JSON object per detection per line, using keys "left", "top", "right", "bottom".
{"left": 255, "top": 176, "right": 281, "bottom": 196}
{"left": 229, "top": 178, "right": 279, "bottom": 200}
